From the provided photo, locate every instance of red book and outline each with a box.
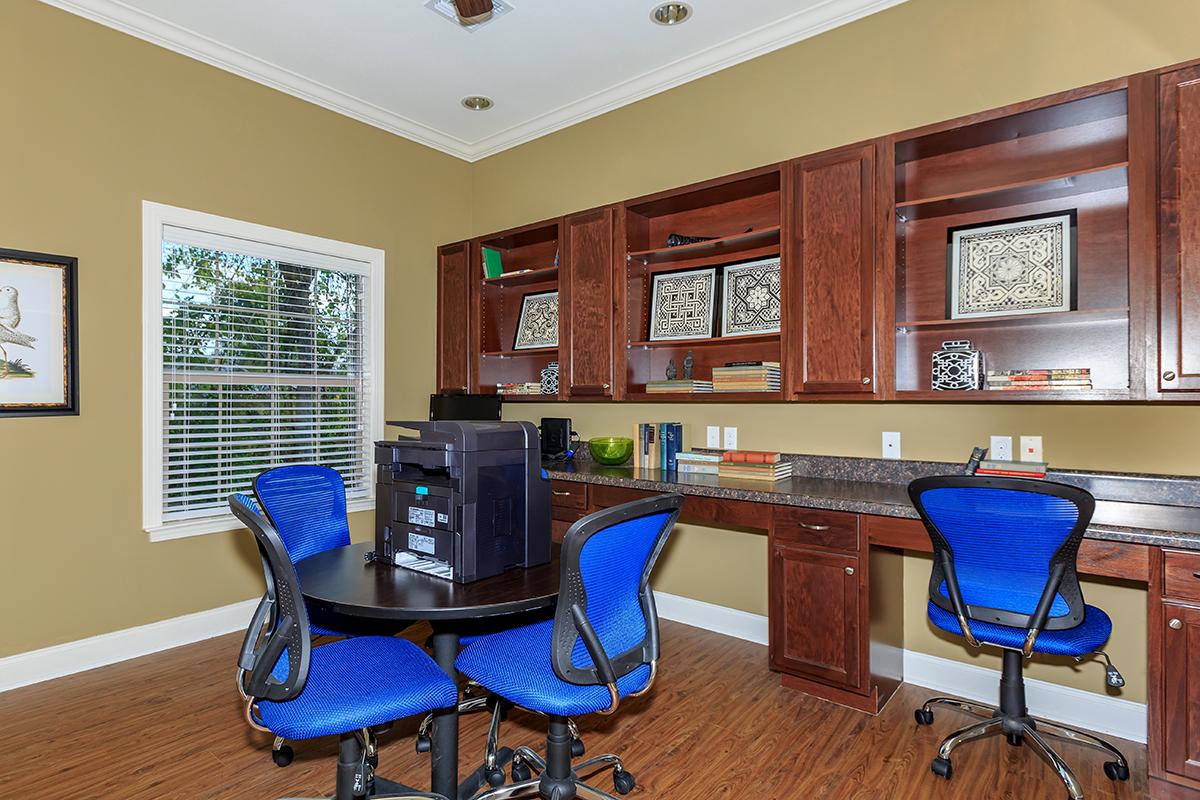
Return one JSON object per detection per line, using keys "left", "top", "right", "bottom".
{"left": 975, "top": 468, "right": 1046, "bottom": 478}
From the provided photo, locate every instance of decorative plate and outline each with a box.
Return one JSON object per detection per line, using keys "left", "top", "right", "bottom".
{"left": 721, "top": 257, "right": 782, "bottom": 337}
{"left": 513, "top": 290, "right": 558, "bottom": 350}
{"left": 648, "top": 267, "right": 717, "bottom": 341}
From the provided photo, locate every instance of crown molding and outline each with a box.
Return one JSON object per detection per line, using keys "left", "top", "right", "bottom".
{"left": 39, "top": 0, "right": 907, "bottom": 162}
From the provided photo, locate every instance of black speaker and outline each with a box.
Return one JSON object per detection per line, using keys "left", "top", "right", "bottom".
{"left": 540, "top": 417, "right": 573, "bottom": 458}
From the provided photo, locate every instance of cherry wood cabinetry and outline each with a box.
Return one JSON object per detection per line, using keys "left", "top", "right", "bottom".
{"left": 1160, "top": 602, "right": 1200, "bottom": 782}
{"left": 1159, "top": 65, "right": 1200, "bottom": 393}
{"left": 562, "top": 207, "right": 618, "bottom": 398}
{"left": 435, "top": 242, "right": 472, "bottom": 393}
{"left": 789, "top": 144, "right": 877, "bottom": 396}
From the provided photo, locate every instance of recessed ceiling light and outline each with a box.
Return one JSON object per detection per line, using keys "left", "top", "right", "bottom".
{"left": 462, "top": 96, "right": 494, "bottom": 111}
{"left": 651, "top": 2, "right": 692, "bottom": 26}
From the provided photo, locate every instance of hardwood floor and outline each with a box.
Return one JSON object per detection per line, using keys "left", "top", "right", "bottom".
{"left": 0, "top": 621, "right": 1146, "bottom": 799}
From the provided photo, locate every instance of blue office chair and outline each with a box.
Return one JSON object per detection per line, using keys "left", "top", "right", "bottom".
{"left": 229, "top": 494, "right": 457, "bottom": 800}
{"left": 908, "top": 476, "right": 1130, "bottom": 800}
{"left": 455, "top": 493, "right": 684, "bottom": 800}
{"left": 254, "top": 465, "right": 357, "bottom": 638}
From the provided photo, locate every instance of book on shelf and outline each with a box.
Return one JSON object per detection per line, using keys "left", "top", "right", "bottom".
{"left": 987, "top": 369, "right": 1090, "bottom": 377}
{"left": 719, "top": 461, "right": 793, "bottom": 482}
{"left": 723, "top": 361, "right": 782, "bottom": 368}
{"left": 722, "top": 450, "right": 781, "bottom": 464}
{"left": 676, "top": 450, "right": 721, "bottom": 463}
{"left": 678, "top": 463, "right": 720, "bottom": 475}
{"left": 645, "top": 380, "right": 713, "bottom": 393}
{"left": 481, "top": 246, "right": 504, "bottom": 279}
{"left": 985, "top": 368, "right": 1092, "bottom": 391}
{"left": 632, "top": 421, "right": 682, "bottom": 473}
{"left": 975, "top": 459, "right": 1047, "bottom": 478}
{"left": 975, "top": 468, "right": 1047, "bottom": 478}
{"left": 987, "top": 383, "right": 1091, "bottom": 391}
{"left": 496, "top": 382, "right": 542, "bottom": 395}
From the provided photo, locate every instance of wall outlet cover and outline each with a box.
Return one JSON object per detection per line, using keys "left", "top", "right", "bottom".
{"left": 1020, "top": 435, "right": 1044, "bottom": 463}
{"left": 882, "top": 431, "right": 902, "bottom": 460}
{"left": 989, "top": 435, "right": 1013, "bottom": 462}
{"left": 706, "top": 425, "right": 721, "bottom": 449}
{"left": 722, "top": 426, "right": 738, "bottom": 450}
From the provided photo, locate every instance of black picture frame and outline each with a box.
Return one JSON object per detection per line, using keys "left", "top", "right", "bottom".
{"left": 944, "top": 209, "right": 1079, "bottom": 320}
{"left": 0, "top": 248, "right": 79, "bottom": 417}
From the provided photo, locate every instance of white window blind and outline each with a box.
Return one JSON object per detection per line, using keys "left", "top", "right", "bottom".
{"left": 143, "top": 204, "right": 383, "bottom": 539}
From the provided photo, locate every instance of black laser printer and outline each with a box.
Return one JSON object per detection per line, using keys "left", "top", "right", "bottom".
{"left": 373, "top": 420, "right": 551, "bottom": 583}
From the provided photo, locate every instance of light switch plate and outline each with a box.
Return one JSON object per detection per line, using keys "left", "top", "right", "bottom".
{"left": 882, "top": 431, "right": 902, "bottom": 460}
{"left": 989, "top": 435, "right": 1013, "bottom": 462}
{"left": 722, "top": 426, "right": 738, "bottom": 450}
{"left": 706, "top": 425, "right": 721, "bottom": 449}
{"left": 1020, "top": 435, "right": 1044, "bottom": 463}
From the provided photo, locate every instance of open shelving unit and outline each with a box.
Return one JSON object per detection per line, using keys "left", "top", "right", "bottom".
{"left": 622, "top": 168, "right": 785, "bottom": 401}
{"left": 475, "top": 219, "right": 564, "bottom": 400}
{"left": 892, "top": 87, "right": 1135, "bottom": 399}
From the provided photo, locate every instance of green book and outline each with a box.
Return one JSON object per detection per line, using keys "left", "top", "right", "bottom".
{"left": 482, "top": 246, "right": 504, "bottom": 279}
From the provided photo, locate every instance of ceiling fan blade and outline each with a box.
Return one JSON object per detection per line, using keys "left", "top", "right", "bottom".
{"left": 454, "top": 0, "right": 494, "bottom": 20}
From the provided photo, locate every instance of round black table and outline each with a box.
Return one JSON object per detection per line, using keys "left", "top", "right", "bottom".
{"left": 296, "top": 541, "right": 561, "bottom": 800}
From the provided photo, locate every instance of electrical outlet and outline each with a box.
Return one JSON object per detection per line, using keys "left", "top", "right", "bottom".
{"left": 1020, "top": 435, "right": 1044, "bottom": 463}
{"left": 722, "top": 426, "right": 738, "bottom": 450}
{"left": 706, "top": 425, "right": 721, "bottom": 449}
{"left": 989, "top": 435, "right": 1013, "bottom": 462}
{"left": 882, "top": 431, "right": 902, "bottom": 460}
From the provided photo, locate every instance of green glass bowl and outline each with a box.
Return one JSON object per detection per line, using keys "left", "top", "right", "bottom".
{"left": 588, "top": 437, "right": 634, "bottom": 466}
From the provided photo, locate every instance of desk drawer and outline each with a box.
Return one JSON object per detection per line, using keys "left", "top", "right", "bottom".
{"left": 1164, "top": 550, "right": 1200, "bottom": 604}
{"left": 550, "top": 480, "right": 588, "bottom": 510}
{"left": 773, "top": 507, "right": 859, "bottom": 552}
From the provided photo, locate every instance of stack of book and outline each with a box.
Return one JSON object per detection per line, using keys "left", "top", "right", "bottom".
{"left": 712, "top": 361, "right": 781, "bottom": 393}
{"left": 975, "top": 459, "right": 1048, "bottom": 478}
{"left": 986, "top": 369, "right": 1092, "bottom": 391}
{"left": 718, "top": 450, "right": 793, "bottom": 482}
{"left": 645, "top": 379, "right": 713, "bottom": 394}
{"left": 496, "top": 382, "right": 543, "bottom": 395}
{"left": 675, "top": 451, "right": 720, "bottom": 475}
{"left": 632, "top": 422, "right": 684, "bottom": 473}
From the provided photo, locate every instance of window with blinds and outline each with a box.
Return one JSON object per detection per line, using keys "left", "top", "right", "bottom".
{"left": 143, "top": 204, "right": 383, "bottom": 538}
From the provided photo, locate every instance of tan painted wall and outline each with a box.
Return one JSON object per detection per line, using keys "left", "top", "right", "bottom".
{"left": 475, "top": 0, "right": 1200, "bottom": 703}
{"left": 0, "top": 1, "right": 472, "bottom": 658}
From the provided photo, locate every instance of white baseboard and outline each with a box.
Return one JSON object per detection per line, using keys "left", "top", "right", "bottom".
{"left": 655, "top": 591, "right": 1146, "bottom": 744}
{"left": 0, "top": 597, "right": 259, "bottom": 693}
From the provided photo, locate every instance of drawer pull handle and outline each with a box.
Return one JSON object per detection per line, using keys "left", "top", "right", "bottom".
{"left": 844, "top": 567, "right": 855, "bottom": 576}
{"left": 1170, "top": 618, "right": 1183, "bottom": 630}
{"left": 552, "top": 491, "right": 572, "bottom": 497}
{"left": 1193, "top": 572, "right": 1200, "bottom": 580}
{"left": 799, "top": 523, "right": 831, "bottom": 531}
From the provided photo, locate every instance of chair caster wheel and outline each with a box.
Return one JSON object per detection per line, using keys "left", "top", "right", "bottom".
{"left": 931, "top": 757, "right": 953, "bottom": 780}
{"left": 271, "top": 745, "right": 294, "bottom": 767}
{"left": 571, "top": 737, "right": 586, "bottom": 757}
{"left": 511, "top": 759, "right": 532, "bottom": 783}
{"left": 415, "top": 734, "right": 431, "bottom": 754}
{"left": 1103, "top": 761, "right": 1130, "bottom": 781}
{"left": 613, "top": 768, "right": 635, "bottom": 795}
{"left": 1006, "top": 733, "right": 1022, "bottom": 747}
{"left": 486, "top": 767, "right": 506, "bottom": 787}
{"left": 914, "top": 709, "right": 934, "bottom": 726}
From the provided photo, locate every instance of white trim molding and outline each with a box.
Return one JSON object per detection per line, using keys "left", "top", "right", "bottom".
{"left": 654, "top": 591, "right": 1147, "bottom": 744}
{"left": 40, "top": 0, "right": 908, "bottom": 162}
{"left": 0, "top": 598, "right": 259, "bottom": 694}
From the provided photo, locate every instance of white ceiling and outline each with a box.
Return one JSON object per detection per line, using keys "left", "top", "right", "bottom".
{"left": 42, "top": 0, "right": 906, "bottom": 161}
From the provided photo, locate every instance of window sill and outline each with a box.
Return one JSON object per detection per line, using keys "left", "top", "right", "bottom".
{"left": 146, "top": 497, "right": 375, "bottom": 542}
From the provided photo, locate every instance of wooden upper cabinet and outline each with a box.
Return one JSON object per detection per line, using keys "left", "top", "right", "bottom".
{"left": 562, "top": 207, "right": 617, "bottom": 398}
{"left": 789, "top": 143, "right": 877, "bottom": 395}
{"left": 1159, "top": 65, "right": 1200, "bottom": 392}
{"left": 436, "top": 241, "right": 471, "bottom": 393}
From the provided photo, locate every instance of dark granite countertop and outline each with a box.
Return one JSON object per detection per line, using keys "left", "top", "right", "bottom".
{"left": 544, "top": 456, "right": 1200, "bottom": 551}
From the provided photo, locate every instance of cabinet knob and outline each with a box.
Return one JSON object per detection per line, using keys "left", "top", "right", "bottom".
{"left": 603, "top": 383, "right": 610, "bottom": 390}
{"left": 862, "top": 377, "right": 872, "bottom": 385}
{"left": 1164, "top": 371, "right": 1177, "bottom": 382}
{"left": 844, "top": 566, "right": 855, "bottom": 576}
{"left": 1170, "top": 618, "right": 1183, "bottom": 630}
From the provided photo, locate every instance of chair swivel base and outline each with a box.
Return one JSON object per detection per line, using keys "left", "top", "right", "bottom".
{"left": 915, "top": 650, "right": 1130, "bottom": 800}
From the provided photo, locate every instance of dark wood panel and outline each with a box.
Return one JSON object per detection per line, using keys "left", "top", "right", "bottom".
{"left": 1164, "top": 550, "right": 1200, "bottom": 604}
{"left": 436, "top": 242, "right": 471, "bottom": 393}
{"left": 587, "top": 483, "right": 768, "bottom": 530}
{"left": 1162, "top": 602, "right": 1200, "bottom": 783}
{"left": 1159, "top": 65, "right": 1200, "bottom": 391}
{"left": 563, "top": 207, "right": 616, "bottom": 397}
{"left": 772, "top": 506, "right": 859, "bottom": 552}
{"left": 550, "top": 480, "right": 587, "bottom": 510}
{"left": 792, "top": 143, "right": 877, "bottom": 394}
{"left": 770, "top": 542, "right": 862, "bottom": 690}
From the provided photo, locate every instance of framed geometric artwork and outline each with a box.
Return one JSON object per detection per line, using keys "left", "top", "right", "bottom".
{"left": 0, "top": 248, "right": 79, "bottom": 417}
{"left": 947, "top": 210, "right": 1077, "bottom": 320}
{"left": 513, "top": 290, "right": 559, "bottom": 350}
{"left": 648, "top": 267, "right": 717, "bottom": 341}
{"left": 721, "top": 256, "right": 781, "bottom": 337}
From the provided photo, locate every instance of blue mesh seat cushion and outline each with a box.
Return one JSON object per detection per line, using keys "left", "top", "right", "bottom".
{"left": 927, "top": 601, "right": 1111, "bottom": 657}
{"left": 455, "top": 620, "right": 652, "bottom": 718}
{"left": 256, "top": 636, "right": 458, "bottom": 740}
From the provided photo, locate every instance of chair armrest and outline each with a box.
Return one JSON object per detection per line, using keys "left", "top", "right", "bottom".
{"left": 247, "top": 615, "right": 294, "bottom": 699}
{"left": 239, "top": 594, "right": 274, "bottom": 672}
{"left": 1023, "top": 563, "right": 1067, "bottom": 657}
{"left": 938, "top": 552, "right": 980, "bottom": 648}
{"left": 570, "top": 604, "right": 617, "bottom": 686}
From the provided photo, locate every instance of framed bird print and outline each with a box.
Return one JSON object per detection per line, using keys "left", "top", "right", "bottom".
{"left": 0, "top": 248, "right": 79, "bottom": 417}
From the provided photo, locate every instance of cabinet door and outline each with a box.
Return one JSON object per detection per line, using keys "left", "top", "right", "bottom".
{"left": 1159, "top": 66, "right": 1200, "bottom": 392}
{"left": 436, "top": 242, "right": 472, "bottom": 393}
{"left": 1162, "top": 603, "right": 1200, "bottom": 780}
{"left": 563, "top": 208, "right": 616, "bottom": 397}
{"left": 769, "top": 542, "right": 862, "bottom": 689}
{"left": 791, "top": 144, "right": 877, "bottom": 395}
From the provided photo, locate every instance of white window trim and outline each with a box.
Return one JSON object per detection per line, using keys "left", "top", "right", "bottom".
{"left": 141, "top": 201, "right": 385, "bottom": 542}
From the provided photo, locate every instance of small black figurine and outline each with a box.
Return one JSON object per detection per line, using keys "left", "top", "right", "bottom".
{"left": 683, "top": 350, "right": 694, "bottom": 380}
{"left": 666, "top": 358, "right": 678, "bottom": 380}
